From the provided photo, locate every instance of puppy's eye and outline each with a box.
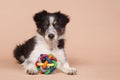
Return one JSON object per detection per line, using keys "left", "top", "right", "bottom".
{"left": 53, "top": 21, "right": 57, "bottom": 26}
{"left": 44, "top": 22, "right": 49, "bottom": 26}
{"left": 46, "top": 23, "right": 49, "bottom": 26}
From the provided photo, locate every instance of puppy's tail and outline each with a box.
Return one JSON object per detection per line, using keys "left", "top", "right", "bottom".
{"left": 13, "top": 45, "right": 25, "bottom": 64}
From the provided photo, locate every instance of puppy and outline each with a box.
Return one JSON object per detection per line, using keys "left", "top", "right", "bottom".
{"left": 14, "top": 10, "right": 77, "bottom": 75}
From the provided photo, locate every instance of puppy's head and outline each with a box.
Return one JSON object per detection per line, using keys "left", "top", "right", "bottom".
{"left": 33, "top": 10, "right": 69, "bottom": 41}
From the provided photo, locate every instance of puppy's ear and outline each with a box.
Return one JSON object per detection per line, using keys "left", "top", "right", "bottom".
{"left": 33, "top": 10, "right": 47, "bottom": 28}
{"left": 55, "top": 11, "right": 70, "bottom": 27}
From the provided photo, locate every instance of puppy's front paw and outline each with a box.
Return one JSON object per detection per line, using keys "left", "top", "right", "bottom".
{"left": 26, "top": 68, "right": 38, "bottom": 75}
{"left": 25, "top": 64, "right": 38, "bottom": 75}
{"left": 65, "top": 67, "right": 77, "bottom": 75}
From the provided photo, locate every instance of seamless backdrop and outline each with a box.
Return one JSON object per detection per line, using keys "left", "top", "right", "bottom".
{"left": 0, "top": 0, "right": 120, "bottom": 80}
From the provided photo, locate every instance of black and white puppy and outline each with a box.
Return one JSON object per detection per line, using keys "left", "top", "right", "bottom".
{"left": 14, "top": 10, "right": 77, "bottom": 75}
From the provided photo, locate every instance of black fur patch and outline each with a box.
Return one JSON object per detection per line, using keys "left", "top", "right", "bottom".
{"left": 33, "top": 10, "right": 49, "bottom": 36}
{"left": 54, "top": 12, "right": 69, "bottom": 27}
{"left": 57, "top": 39, "right": 64, "bottom": 49}
{"left": 33, "top": 10, "right": 48, "bottom": 28}
{"left": 13, "top": 37, "right": 36, "bottom": 64}
{"left": 54, "top": 12, "right": 69, "bottom": 36}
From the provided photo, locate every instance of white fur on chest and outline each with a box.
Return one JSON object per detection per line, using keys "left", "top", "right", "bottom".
{"left": 28, "top": 34, "right": 66, "bottom": 64}
{"left": 29, "top": 34, "right": 56, "bottom": 63}
{"left": 29, "top": 35, "right": 50, "bottom": 63}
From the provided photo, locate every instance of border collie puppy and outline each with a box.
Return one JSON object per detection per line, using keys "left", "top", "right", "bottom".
{"left": 14, "top": 10, "right": 77, "bottom": 75}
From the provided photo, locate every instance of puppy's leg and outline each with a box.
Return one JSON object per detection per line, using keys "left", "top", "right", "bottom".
{"left": 57, "top": 61, "right": 77, "bottom": 75}
{"left": 22, "top": 59, "right": 38, "bottom": 75}
{"left": 55, "top": 49, "right": 77, "bottom": 75}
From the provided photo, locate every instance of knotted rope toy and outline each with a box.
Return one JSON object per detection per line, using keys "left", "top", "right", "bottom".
{"left": 35, "top": 54, "right": 57, "bottom": 74}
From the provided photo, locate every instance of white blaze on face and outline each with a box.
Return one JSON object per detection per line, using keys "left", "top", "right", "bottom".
{"left": 45, "top": 16, "right": 58, "bottom": 40}
{"left": 49, "top": 16, "right": 54, "bottom": 24}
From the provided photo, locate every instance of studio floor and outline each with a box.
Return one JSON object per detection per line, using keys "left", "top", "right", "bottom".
{"left": 0, "top": 54, "right": 120, "bottom": 80}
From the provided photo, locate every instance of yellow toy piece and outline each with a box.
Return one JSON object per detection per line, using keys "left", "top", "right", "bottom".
{"left": 37, "top": 63, "right": 54, "bottom": 67}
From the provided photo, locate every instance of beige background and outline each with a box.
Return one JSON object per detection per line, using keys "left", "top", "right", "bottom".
{"left": 0, "top": 0, "right": 120, "bottom": 80}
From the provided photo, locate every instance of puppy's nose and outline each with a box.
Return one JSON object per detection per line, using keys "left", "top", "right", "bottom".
{"left": 48, "top": 34, "right": 55, "bottom": 39}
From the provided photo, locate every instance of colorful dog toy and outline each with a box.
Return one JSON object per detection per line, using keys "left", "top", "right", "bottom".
{"left": 35, "top": 54, "right": 57, "bottom": 74}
